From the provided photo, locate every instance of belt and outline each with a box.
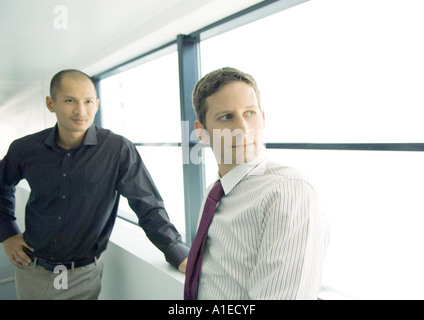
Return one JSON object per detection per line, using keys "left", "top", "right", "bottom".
{"left": 24, "top": 248, "right": 100, "bottom": 272}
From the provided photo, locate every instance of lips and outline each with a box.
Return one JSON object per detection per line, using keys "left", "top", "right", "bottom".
{"left": 233, "top": 142, "right": 254, "bottom": 148}
{"left": 72, "top": 118, "right": 88, "bottom": 122}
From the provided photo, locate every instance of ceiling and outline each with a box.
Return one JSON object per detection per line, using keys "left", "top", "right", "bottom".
{"left": 0, "top": 0, "right": 262, "bottom": 109}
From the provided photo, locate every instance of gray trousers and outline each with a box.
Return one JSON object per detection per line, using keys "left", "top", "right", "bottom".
{"left": 15, "top": 256, "right": 103, "bottom": 300}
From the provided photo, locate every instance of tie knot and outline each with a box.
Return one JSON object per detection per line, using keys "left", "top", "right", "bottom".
{"left": 208, "top": 180, "right": 224, "bottom": 202}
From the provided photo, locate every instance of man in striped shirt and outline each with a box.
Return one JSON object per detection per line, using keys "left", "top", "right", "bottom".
{"left": 191, "top": 67, "right": 330, "bottom": 299}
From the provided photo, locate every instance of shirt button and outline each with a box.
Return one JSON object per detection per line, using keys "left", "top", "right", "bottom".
{"left": 62, "top": 195, "right": 66, "bottom": 199}
{"left": 67, "top": 153, "right": 71, "bottom": 157}
{"left": 63, "top": 173, "right": 67, "bottom": 177}
{"left": 58, "top": 216, "right": 62, "bottom": 220}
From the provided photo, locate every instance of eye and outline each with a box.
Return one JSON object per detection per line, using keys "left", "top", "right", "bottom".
{"left": 245, "top": 111, "right": 256, "bottom": 117}
{"left": 65, "top": 98, "right": 74, "bottom": 103}
{"left": 219, "top": 114, "right": 233, "bottom": 121}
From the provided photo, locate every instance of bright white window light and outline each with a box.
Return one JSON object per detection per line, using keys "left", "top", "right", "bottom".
{"left": 201, "top": 0, "right": 424, "bottom": 299}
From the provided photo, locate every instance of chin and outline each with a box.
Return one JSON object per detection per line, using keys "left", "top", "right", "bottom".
{"left": 233, "top": 149, "right": 257, "bottom": 165}
{"left": 214, "top": 144, "right": 259, "bottom": 165}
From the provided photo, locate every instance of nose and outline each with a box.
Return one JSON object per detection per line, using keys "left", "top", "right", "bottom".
{"left": 231, "top": 114, "right": 250, "bottom": 145}
{"left": 232, "top": 114, "right": 248, "bottom": 133}
{"left": 73, "top": 100, "right": 87, "bottom": 117}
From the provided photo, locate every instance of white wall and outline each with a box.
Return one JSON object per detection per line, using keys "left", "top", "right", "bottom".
{"left": 0, "top": 81, "right": 56, "bottom": 158}
{"left": 99, "top": 219, "right": 185, "bottom": 300}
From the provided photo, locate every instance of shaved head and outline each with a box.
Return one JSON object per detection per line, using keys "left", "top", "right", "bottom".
{"left": 50, "top": 69, "right": 96, "bottom": 101}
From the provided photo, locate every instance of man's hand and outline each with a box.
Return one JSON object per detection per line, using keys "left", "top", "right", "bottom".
{"left": 3, "top": 233, "right": 34, "bottom": 268}
{"left": 178, "top": 258, "right": 188, "bottom": 273}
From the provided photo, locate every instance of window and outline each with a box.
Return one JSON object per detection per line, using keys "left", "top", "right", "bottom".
{"left": 268, "top": 149, "right": 424, "bottom": 299}
{"left": 94, "top": 0, "right": 424, "bottom": 299}
{"left": 199, "top": 0, "right": 424, "bottom": 299}
{"left": 200, "top": 0, "right": 424, "bottom": 143}
{"left": 100, "top": 49, "right": 181, "bottom": 143}
{"left": 99, "top": 48, "right": 186, "bottom": 237}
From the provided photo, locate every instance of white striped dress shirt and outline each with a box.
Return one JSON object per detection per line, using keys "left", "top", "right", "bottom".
{"left": 197, "top": 151, "right": 330, "bottom": 300}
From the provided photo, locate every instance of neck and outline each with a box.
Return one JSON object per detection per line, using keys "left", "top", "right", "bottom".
{"left": 218, "top": 164, "right": 238, "bottom": 178}
{"left": 217, "top": 147, "right": 265, "bottom": 177}
{"left": 57, "top": 128, "right": 86, "bottom": 150}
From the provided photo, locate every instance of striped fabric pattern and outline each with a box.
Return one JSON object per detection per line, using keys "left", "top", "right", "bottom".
{"left": 0, "top": 125, "right": 189, "bottom": 267}
{"left": 197, "top": 152, "right": 330, "bottom": 300}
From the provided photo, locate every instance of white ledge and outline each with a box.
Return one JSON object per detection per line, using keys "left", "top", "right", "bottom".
{"left": 100, "top": 216, "right": 185, "bottom": 300}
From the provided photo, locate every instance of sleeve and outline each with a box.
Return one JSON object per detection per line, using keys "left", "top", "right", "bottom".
{"left": 116, "top": 141, "right": 189, "bottom": 268}
{"left": 0, "top": 142, "right": 23, "bottom": 242}
{"left": 248, "top": 179, "right": 330, "bottom": 300}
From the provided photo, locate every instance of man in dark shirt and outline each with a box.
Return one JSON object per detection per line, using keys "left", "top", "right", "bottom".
{"left": 0, "top": 69, "right": 188, "bottom": 299}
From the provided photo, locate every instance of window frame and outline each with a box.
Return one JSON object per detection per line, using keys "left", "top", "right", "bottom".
{"left": 94, "top": 43, "right": 187, "bottom": 231}
{"left": 93, "top": 0, "right": 317, "bottom": 243}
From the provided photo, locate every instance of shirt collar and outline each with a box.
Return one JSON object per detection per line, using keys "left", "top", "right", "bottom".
{"left": 83, "top": 125, "right": 98, "bottom": 145}
{"left": 218, "top": 148, "right": 268, "bottom": 195}
{"left": 45, "top": 124, "right": 98, "bottom": 149}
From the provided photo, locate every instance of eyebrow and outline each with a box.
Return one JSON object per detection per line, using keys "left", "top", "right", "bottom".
{"left": 63, "top": 95, "right": 95, "bottom": 100}
{"left": 213, "top": 105, "right": 259, "bottom": 117}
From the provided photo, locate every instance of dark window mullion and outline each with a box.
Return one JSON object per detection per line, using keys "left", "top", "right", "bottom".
{"left": 265, "top": 143, "right": 424, "bottom": 152}
{"left": 177, "top": 34, "right": 205, "bottom": 246}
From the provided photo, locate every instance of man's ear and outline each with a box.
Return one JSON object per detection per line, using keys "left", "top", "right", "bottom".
{"left": 194, "top": 120, "right": 210, "bottom": 144}
{"left": 46, "top": 96, "right": 55, "bottom": 113}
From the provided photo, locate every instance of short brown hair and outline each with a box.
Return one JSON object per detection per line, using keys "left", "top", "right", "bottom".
{"left": 192, "top": 67, "right": 261, "bottom": 126}
{"left": 50, "top": 69, "right": 96, "bottom": 100}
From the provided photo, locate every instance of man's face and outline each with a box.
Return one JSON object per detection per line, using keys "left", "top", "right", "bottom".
{"left": 47, "top": 76, "right": 99, "bottom": 136}
{"left": 196, "top": 81, "right": 265, "bottom": 171}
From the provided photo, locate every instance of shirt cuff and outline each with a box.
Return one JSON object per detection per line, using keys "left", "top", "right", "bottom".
{"left": 164, "top": 242, "right": 190, "bottom": 269}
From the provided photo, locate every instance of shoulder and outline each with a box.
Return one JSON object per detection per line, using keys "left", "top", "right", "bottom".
{"left": 95, "top": 127, "right": 141, "bottom": 168}
{"left": 95, "top": 126, "right": 135, "bottom": 150}
{"left": 254, "top": 161, "right": 323, "bottom": 223}
{"left": 7, "top": 128, "right": 52, "bottom": 154}
{"left": 252, "top": 160, "right": 319, "bottom": 208}
{"left": 12, "top": 127, "right": 51, "bottom": 144}
{"left": 261, "top": 160, "right": 315, "bottom": 191}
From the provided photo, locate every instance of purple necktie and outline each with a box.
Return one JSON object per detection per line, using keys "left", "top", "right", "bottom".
{"left": 184, "top": 180, "right": 224, "bottom": 300}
